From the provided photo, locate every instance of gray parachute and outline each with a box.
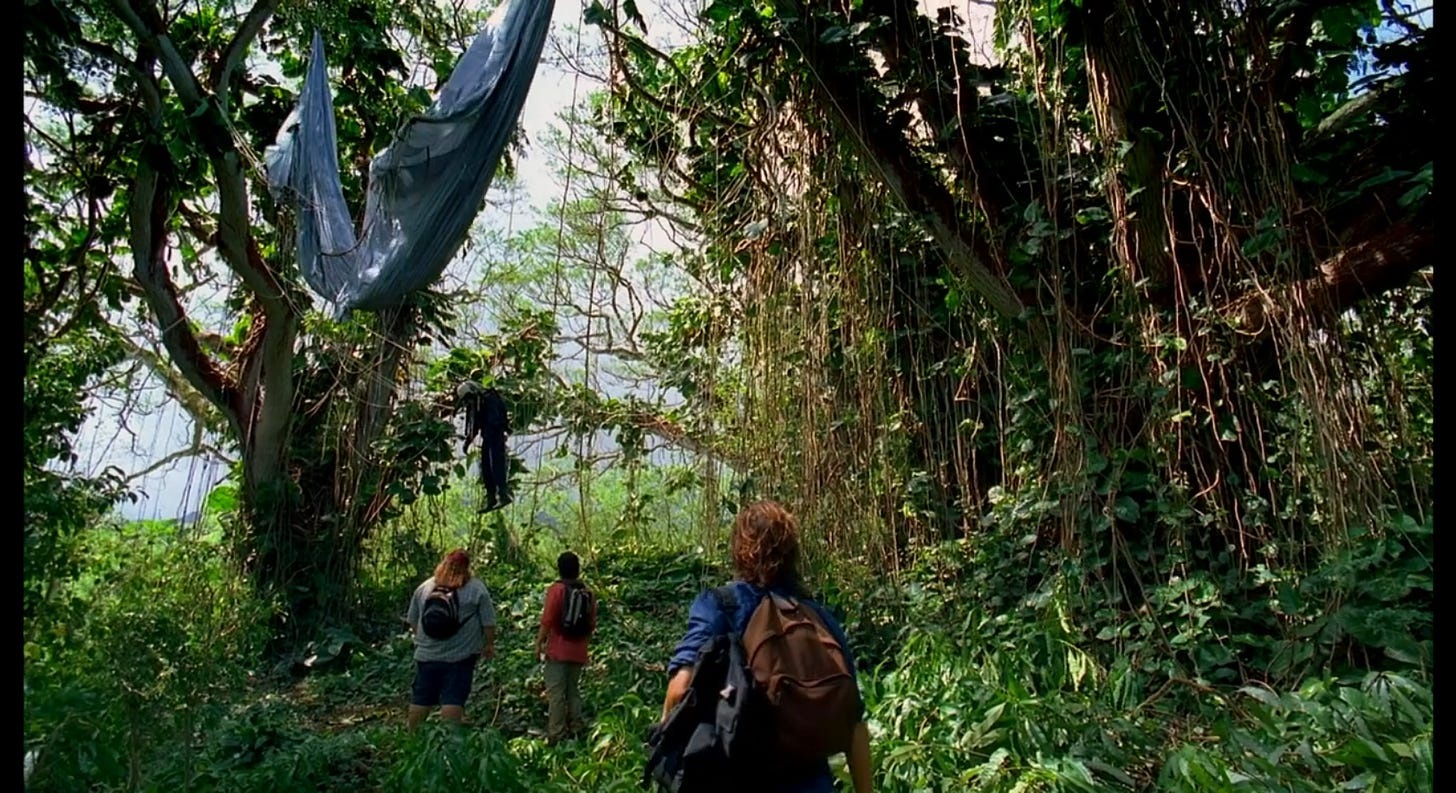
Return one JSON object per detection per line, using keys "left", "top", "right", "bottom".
{"left": 265, "top": 0, "right": 556, "bottom": 316}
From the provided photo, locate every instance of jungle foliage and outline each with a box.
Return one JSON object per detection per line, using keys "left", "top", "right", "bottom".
{"left": 23, "top": 0, "right": 1431, "bottom": 790}
{"left": 581, "top": 0, "right": 1433, "bottom": 679}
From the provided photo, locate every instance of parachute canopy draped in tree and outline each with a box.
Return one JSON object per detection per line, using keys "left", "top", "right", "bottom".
{"left": 265, "top": 0, "right": 556, "bottom": 316}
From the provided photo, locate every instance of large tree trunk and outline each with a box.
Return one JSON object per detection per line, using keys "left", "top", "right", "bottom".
{"left": 772, "top": 0, "right": 1432, "bottom": 561}
{"left": 114, "top": 0, "right": 400, "bottom": 638}
{"left": 1082, "top": 0, "right": 1176, "bottom": 298}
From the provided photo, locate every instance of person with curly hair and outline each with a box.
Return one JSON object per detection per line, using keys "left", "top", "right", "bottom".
{"left": 404, "top": 548, "right": 497, "bottom": 729}
{"left": 658, "top": 500, "right": 873, "bottom": 793}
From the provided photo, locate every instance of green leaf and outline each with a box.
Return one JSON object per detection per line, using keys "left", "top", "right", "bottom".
{"left": 1397, "top": 183, "right": 1428, "bottom": 208}
{"left": 1383, "top": 638, "right": 1425, "bottom": 666}
{"left": 974, "top": 702, "right": 1005, "bottom": 736}
{"left": 1277, "top": 583, "right": 1301, "bottom": 614}
{"left": 1358, "top": 168, "right": 1413, "bottom": 191}
{"left": 1315, "top": 4, "right": 1365, "bottom": 45}
{"left": 1291, "top": 161, "right": 1328, "bottom": 184}
{"left": 1388, "top": 742, "right": 1415, "bottom": 760}
{"left": 819, "top": 26, "right": 848, "bottom": 44}
{"left": 1295, "top": 91, "right": 1324, "bottom": 130}
{"left": 204, "top": 483, "right": 238, "bottom": 516}
{"left": 702, "top": 0, "right": 738, "bottom": 22}
{"left": 1242, "top": 228, "right": 1284, "bottom": 258}
{"left": 583, "top": 1, "right": 611, "bottom": 26}
{"left": 622, "top": 0, "right": 647, "bottom": 30}
{"left": 1240, "top": 685, "right": 1282, "bottom": 708}
{"left": 1114, "top": 496, "right": 1140, "bottom": 523}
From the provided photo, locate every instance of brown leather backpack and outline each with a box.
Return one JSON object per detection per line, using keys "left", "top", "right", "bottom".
{"left": 740, "top": 592, "right": 862, "bottom": 762}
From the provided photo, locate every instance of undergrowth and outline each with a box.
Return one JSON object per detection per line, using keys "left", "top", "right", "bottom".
{"left": 23, "top": 509, "right": 1432, "bottom": 792}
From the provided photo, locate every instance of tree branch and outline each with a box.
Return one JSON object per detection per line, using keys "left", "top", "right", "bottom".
{"left": 1229, "top": 221, "right": 1434, "bottom": 338}
{"left": 98, "top": 28, "right": 246, "bottom": 454}
{"left": 1310, "top": 82, "right": 1391, "bottom": 142}
{"left": 622, "top": 408, "right": 744, "bottom": 469}
{"left": 75, "top": 38, "right": 159, "bottom": 103}
{"left": 108, "top": 0, "right": 296, "bottom": 321}
{"left": 769, "top": 2, "right": 1025, "bottom": 320}
{"left": 1381, "top": 0, "right": 1427, "bottom": 36}
{"left": 596, "top": 12, "right": 752, "bottom": 141}
{"left": 106, "top": 0, "right": 205, "bottom": 107}
{"left": 211, "top": 0, "right": 278, "bottom": 108}
{"left": 109, "top": 0, "right": 303, "bottom": 496}
{"left": 124, "top": 420, "right": 233, "bottom": 485}
{"left": 861, "top": 0, "right": 1014, "bottom": 219}
{"left": 23, "top": 188, "right": 100, "bottom": 351}
{"left": 128, "top": 151, "right": 242, "bottom": 433}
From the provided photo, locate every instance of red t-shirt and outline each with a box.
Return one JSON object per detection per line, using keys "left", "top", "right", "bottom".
{"left": 541, "top": 580, "right": 595, "bottom": 664}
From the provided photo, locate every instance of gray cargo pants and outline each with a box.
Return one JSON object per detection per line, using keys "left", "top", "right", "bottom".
{"left": 544, "top": 660, "right": 585, "bottom": 742}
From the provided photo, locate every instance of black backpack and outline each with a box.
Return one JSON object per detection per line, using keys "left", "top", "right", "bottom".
{"left": 559, "top": 580, "right": 594, "bottom": 639}
{"left": 642, "top": 587, "right": 770, "bottom": 792}
{"left": 420, "top": 584, "right": 464, "bottom": 640}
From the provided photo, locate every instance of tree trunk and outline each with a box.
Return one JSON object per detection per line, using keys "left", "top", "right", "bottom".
{"left": 1082, "top": 0, "right": 1175, "bottom": 297}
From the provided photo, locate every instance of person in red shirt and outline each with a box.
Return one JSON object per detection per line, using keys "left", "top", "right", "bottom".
{"left": 535, "top": 551, "right": 597, "bottom": 744}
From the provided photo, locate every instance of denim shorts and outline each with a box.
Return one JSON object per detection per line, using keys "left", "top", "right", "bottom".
{"left": 411, "top": 654, "right": 480, "bottom": 707}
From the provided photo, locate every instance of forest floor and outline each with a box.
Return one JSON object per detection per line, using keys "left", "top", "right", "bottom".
{"left": 24, "top": 540, "right": 1433, "bottom": 792}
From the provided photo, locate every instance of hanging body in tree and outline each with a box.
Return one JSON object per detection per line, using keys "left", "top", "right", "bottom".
{"left": 459, "top": 380, "right": 512, "bottom": 511}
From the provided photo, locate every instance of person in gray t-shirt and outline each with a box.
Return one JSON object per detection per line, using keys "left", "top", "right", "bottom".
{"left": 404, "top": 548, "right": 498, "bottom": 728}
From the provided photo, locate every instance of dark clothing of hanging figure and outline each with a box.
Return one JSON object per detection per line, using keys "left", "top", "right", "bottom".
{"left": 464, "top": 387, "right": 512, "bottom": 511}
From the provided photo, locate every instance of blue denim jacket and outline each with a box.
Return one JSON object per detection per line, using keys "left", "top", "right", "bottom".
{"left": 667, "top": 580, "right": 861, "bottom": 793}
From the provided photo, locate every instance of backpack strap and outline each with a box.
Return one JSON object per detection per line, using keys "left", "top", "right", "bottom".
{"left": 711, "top": 585, "right": 736, "bottom": 609}
{"left": 711, "top": 585, "right": 738, "bottom": 628}
{"left": 455, "top": 583, "right": 481, "bottom": 629}
{"left": 768, "top": 592, "right": 797, "bottom": 610}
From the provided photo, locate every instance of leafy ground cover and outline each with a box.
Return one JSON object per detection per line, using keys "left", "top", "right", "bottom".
{"left": 22, "top": 514, "right": 1432, "bottom": 792}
